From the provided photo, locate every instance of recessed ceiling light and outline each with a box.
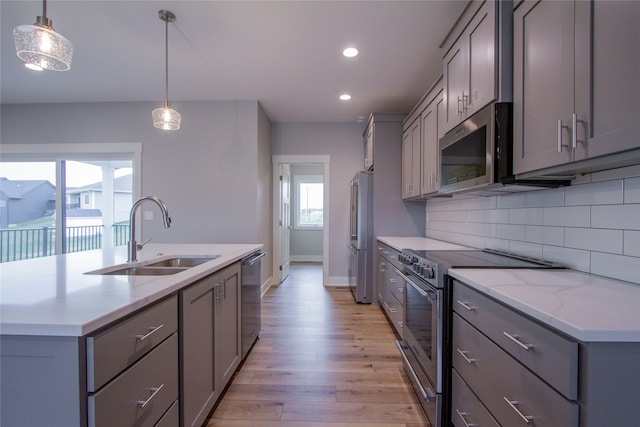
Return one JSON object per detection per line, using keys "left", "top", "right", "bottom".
{"left": 342, "top": 47, "right": 358, "bottom": 58}
{"left": 339, "top": 94, "right": 352, "bottom": 101}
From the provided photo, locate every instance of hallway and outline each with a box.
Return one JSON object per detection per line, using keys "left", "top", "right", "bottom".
{"left": 206, "top": 263, "right": 428, "bottom": 426}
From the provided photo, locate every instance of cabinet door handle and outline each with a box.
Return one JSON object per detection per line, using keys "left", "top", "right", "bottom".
{"left": 456, "top": 300, "right": 476, "bottom": 311}
{"left": 138, "top": 384, "right": 164, "bottom": 409}
{"left": 136, "top": 324, "right": 164, "bottom": 342}
{"left": 462, "top": 92, "right": 469, "bottom": 111}
{"left": 557, "top": 119, "right": 570, "bottom": 152}
{"left": 457, "top": 348, "right": 477, "bottom": 364}
{"left": 503, "top": 397, "right": 534, "bottom": 424}
{"left": 456, "top": 409, "right": 478, "bottom": 427}
{"left": 398, "top": 287, "right": 404, "bottom": 294}
{"left": 457, "top": 96, "right": 463, "bottom": 115}
{"left": 503, "top": 331, "right": 534, "bottom": 351}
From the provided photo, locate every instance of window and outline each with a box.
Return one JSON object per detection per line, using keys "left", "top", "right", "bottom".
{"left": 0, "top": 143, "right": 140, "bottom": 263}
{"left": 295, "top": 176, "right": 323, "bottom": 228}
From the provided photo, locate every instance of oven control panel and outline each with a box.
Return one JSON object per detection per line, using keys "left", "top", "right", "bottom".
{"left": 399, "top": 252, "right": 437, "bottom": 282}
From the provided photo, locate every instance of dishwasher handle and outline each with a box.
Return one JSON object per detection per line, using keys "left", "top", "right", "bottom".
{"left": 243, "top": 252, "right": 266, "bottom": 266}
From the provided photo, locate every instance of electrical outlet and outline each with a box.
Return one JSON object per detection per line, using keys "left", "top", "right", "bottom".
{"left": 144, "top": 211, "right": 153, "bottom": 220}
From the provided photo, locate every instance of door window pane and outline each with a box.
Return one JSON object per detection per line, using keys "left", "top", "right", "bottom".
{"left": 0, "top": 160, "right": 133, "bottom": 263}
{"left": 296, "top": 178, "right": 323, "bottom": 228}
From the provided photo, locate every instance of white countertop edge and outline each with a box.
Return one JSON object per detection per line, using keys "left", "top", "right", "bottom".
{"left": 377, "top": 236, "right": 474, "bottom": 252}
{"left": 448, "top": 269, "right": 640, "bottom": 343}
{"left": 0, "top": 243, "right": 263, "bottom": 337}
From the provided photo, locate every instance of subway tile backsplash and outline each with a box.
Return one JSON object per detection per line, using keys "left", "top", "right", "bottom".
{"left": 425, "top": 165, "right": 640, "bottom": 285}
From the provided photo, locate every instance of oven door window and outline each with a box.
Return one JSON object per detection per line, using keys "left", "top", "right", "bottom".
{"left": 404, "top": 277, "right": 439, "bottom": 383}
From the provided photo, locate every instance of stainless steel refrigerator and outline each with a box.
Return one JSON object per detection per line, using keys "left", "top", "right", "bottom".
{"left": 348, "top": 171, "right": 373, "bottom": 303}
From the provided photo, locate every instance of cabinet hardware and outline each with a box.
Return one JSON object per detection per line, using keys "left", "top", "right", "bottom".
{"left": 572, "top": 113, "right": 587, "bottom": 148}
{"left": 503, "top": 397, "right": 534, "bottom": 424}
{"left": 503, "top": 331, "right": 534, "bottom": 351}
{"left": 136, "top": 324, "right": 164, "bottom": 342}
{"left": 457, "top": 348, "right": 477, "bottom": 364}
{"left": 462, "top": 92, "right": 469, "bottom": 111}
{"left": 557, "top": 119, "right": 570, "bottom": 152}
{"left": 456, "top": 409, "right": 478, "bottom": 427}
{"left": 456, "top": 300, "right": 476, "bottom": 311}
{"left": 137, "top": 383, "right": 164, "bottom": 409}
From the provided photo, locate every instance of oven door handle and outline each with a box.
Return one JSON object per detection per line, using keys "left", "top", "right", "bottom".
{"left": 395, "top": 341, "right": 437, "bottom": 403}
{"left": 397, "top": 270, "right": 436, "bottom": 300}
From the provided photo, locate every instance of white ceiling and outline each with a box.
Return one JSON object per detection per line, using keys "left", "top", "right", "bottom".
{"left": 0, "top": 0, "right": 467, "bottom": 123}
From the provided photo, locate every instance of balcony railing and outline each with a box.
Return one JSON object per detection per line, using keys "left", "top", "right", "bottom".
{"left": 0, "top": 224, "right": 130, "bottom": 263}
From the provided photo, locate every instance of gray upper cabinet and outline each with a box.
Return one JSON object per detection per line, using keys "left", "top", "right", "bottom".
{"left": 402, "top": 118, "right": 421, "bottom": 199}
{"left": 420, "top": 89, "right": 442, "bottom": 196}
{"left": 514, "top": 0, "right": 640, "bottom": 176}
{"left": 442, "top": 0, "right": 503, "bottom": 134}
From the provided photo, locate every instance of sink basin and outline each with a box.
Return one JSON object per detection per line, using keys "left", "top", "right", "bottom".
{"left": 85, "top": 255, "right": 221, "bottom": 276}
{"left": 102, "top": 266, "right": 188, "bottom": 276}
{"left": 146, "top": 255, "right": 220, "bottom": 268}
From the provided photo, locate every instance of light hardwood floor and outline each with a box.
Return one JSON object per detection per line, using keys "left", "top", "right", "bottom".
{"left": 206, "top": 263, "right": 429, "bottom": 427}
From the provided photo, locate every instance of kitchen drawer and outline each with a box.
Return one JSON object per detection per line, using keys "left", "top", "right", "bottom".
{"left": 88, "top": 333, "right": 179, "bottom": 427}
{"left": 453, "top": 280, "right": 577, "bottom": 399}
{"left": 453, "top": 314, "right": 579, "bottom": 427}
{"left": 377, "top": 243, "right": 402, "bottom": 270}
{"left": 87, "top": 295, "right": 178, "bottom": 391}
{"left": 387, "top": 294, "right": 403, "bottom": 338}
{"left": 451, "top": 368, "right": 499, "bottom": 427}
{"left": 388, "top": 268, "right": 405, "bottom": 306}
{"left": 154, "top": 399, "right": 179, "bottom": 427}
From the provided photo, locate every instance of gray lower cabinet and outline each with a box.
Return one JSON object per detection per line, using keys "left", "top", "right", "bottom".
{"left": 452, "top": 279, "right": 640, "bottom": 427}
{"left": 376, "top": 242, "right": 404, "bottom": 337}
{"left": 181, "top": 261, "right": 241, "bottom": 427}
{"left": 0, "top": 295, "right": 179, "bottom": 427}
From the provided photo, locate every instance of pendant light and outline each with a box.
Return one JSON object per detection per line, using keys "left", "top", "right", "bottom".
{"left": 13, "top": 0, "right": 73, "bottom": 71}
{"left": 152, "top": 10, "right": 181, "bottom": 131}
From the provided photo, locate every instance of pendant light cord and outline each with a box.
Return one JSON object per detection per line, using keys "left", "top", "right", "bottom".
{"left": 164, "top": 15, "right": 169, "bottom": 108}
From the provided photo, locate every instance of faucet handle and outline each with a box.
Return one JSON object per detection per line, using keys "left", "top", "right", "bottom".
{"left": 136, "top": 238, "right": 152, "bottom": 250}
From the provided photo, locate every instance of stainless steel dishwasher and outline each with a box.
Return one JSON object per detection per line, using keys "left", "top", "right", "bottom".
{"left": 241, "top": 251, "right": 265, "bottom": 359}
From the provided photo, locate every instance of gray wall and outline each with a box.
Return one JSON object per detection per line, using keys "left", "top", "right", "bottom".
{"left": 290, "top": 163, "right": 323, "bottom": 261}
{"left": 272, "top": 122, "right": 365, "bottom": 284}
{"left": 1, "top": 100, "right": 273, "bottom": 284}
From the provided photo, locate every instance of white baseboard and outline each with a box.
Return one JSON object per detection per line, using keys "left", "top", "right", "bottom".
{"left": 290, "top": 255, "right": 323, "bottom": 262}
{"left": 261, "top": 275, "right": 274, "bottom": 297}
{"left": 327, "top": 276, "right": 349, "bottom": 287}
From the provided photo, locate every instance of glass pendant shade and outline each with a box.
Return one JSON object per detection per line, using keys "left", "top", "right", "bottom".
{"left": 152, "top": 104, "right": 181, "bottom": 130}
{"left": 13, "top": 16, "right": 73, "bottom": 71}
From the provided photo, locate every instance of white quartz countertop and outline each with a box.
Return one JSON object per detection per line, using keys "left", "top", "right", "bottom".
{"left": 0, "top": 243, "right": 262, "bottom": 337}
{"left": 448, "top": 268, "right": 640, "bottom": 343}
{"left": 377, "top": 236, "right": 473, "bottom": 252}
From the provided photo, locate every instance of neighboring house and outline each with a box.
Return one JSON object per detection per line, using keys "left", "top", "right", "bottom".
{"left": 0, "top": 178, "right": 55, "bottom": 228}
{"left": 66, "top": 174, "right": 133, "bottom": 223}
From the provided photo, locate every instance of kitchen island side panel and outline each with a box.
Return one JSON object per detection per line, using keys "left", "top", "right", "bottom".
{"left": 0, "top": 335, "right": 87, "bottom": 427}
{"left": 578, "top": 341, "right": 640, "bottom": 427}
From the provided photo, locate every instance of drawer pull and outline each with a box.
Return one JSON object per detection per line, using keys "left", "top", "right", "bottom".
{"left": 456, "top": 300, "right": 476, "bottom": 311}
{"left": 136, "top": 324, "right": 164, "bottom": 342}
{"left": 456, "top": 409, "right": 477, "bottom": 427}
{"left": 138, "top": 383, "right": 164, "bottom": 409}
{"left": 503, "top": 397, "right": 534, "bottom": 424}
{"left": 457, "top": 348, "right": 477, "bottom": 364}
{"left": 503, "top": 331, "right": 534, "bottom": 351}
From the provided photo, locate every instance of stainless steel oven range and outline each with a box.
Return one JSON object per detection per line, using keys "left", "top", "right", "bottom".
{"left": 396, "top": 248, "right": 564, "bottom": 427}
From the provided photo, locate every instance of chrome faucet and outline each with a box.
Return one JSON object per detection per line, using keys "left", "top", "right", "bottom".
{"left": 127, "top": 196, "right": 171, "bottom": 262}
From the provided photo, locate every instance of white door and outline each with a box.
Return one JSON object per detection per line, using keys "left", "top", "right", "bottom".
{"left": 279, "top": 164, "right": 291, "bottom": 283}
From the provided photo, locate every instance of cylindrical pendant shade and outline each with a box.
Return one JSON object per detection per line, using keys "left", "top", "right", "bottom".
{"left": 152, "top": 106, "right": 181, "bottom": 130}
{"left": 13, "top": 24, "right": 73, "bottom": 71}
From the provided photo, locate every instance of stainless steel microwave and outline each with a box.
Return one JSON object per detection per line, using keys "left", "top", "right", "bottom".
{"left": 438, "top": 102, "right": 571, "bottom": 195}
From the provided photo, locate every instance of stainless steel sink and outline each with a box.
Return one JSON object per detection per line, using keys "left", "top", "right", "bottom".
{"left": 85, "top": 255, "right": 220, "bottom": 276}
{"left": 146, "top": 255, "right": 220, "bottom": 268}
{"left": 102, "top": 266, "right": 188, "bottom": 276}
